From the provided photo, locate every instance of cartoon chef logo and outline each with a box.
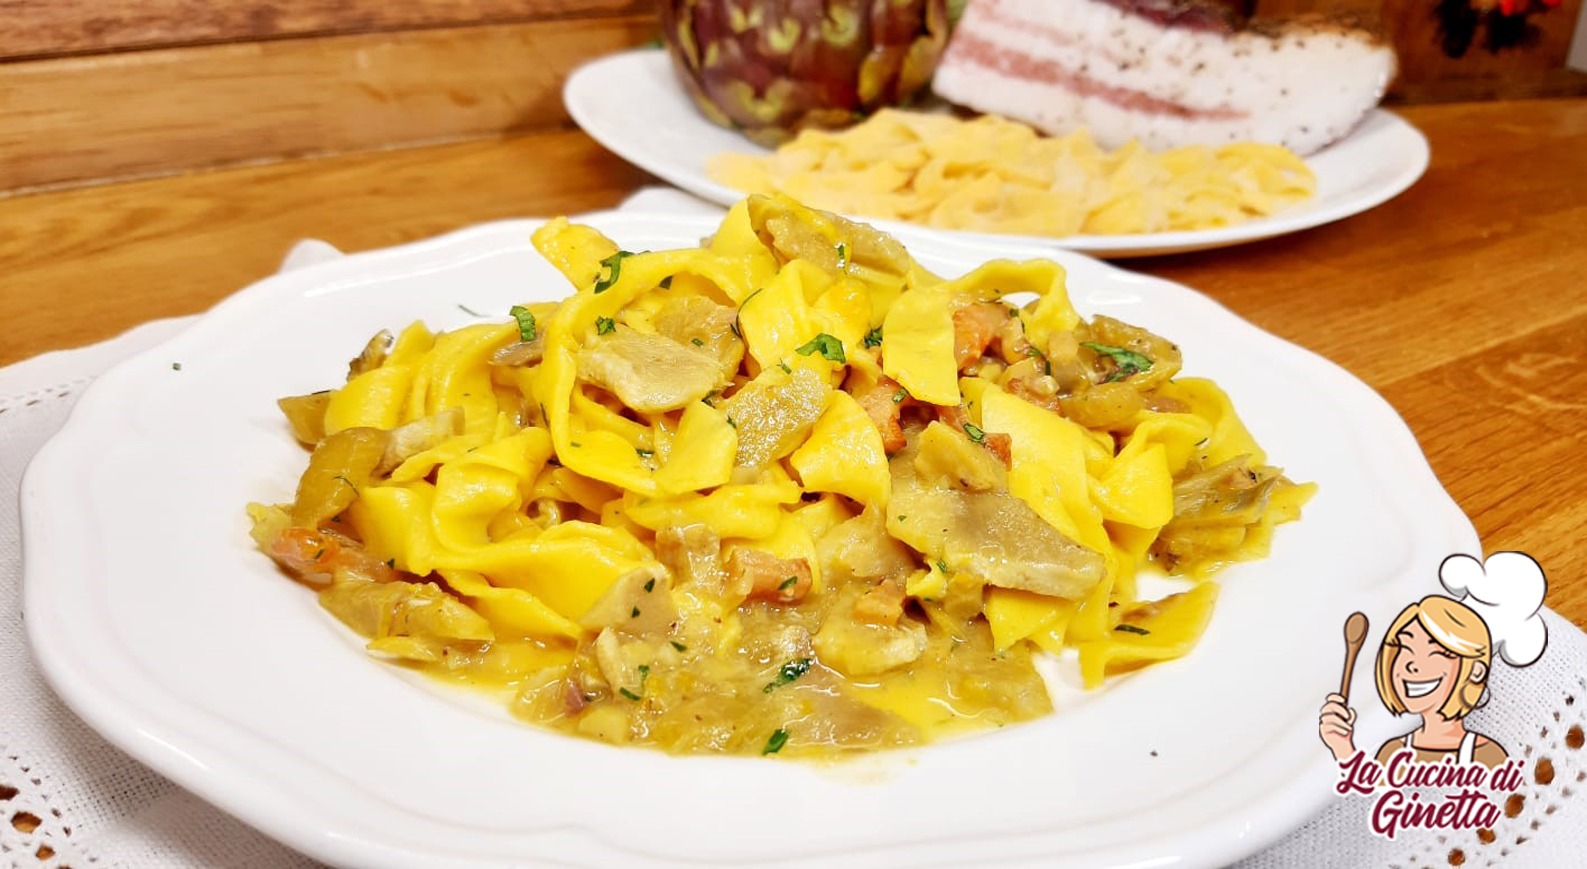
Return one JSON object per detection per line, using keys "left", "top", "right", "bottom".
{"left": 1318, "top": 552, "right": 1549, "bottom": 837}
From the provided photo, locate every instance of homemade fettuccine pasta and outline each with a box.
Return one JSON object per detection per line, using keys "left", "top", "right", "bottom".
{"left": 710, "top": 109, "right": 1317, "bottom": 237}
{"left": 250, "top": 195, "right": 1312, "bottom": 757}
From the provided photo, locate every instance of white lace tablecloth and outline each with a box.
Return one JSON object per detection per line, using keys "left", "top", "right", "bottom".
{"left": 4, "top": 189, "right": 1585, "bottom": 868}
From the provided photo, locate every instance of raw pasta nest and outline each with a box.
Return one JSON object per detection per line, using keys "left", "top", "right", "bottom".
{"left": 249, "top": 195, "right": 1312, "bottom": 757}
{"left": 710, "top": 109, "right": 1317, "bottom": 236}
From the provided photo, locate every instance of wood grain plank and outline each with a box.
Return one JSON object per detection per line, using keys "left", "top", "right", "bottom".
{"left": 1381, "top": 0, "right": 1585, "bottom": 92}
{"left": 1252, "top": 0, "right": 1587, "bottom": 101}
{"left": 0, "top": 0, "right": 654, "bottom": 61}
{"left": 1388, "top": 67, "right": 1587, "bottom": 103}
{"left": 0, "top": 129, "right": 654, "bottom": 366}
{"left": 0, "top": 15, "right": 656, "bottom": 192}
{"left": 1377, "top": 313, "right": 1587, "bottom": 622}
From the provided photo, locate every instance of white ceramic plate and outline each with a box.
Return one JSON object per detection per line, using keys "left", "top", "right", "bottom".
{"left": 565, "top": 49, "right": 1430, "bottom": 258}
{"left": 24, "top": 212, "right": 1474, "bottom": 868}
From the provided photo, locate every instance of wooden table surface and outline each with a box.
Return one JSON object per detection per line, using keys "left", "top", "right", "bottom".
{"left": 3, "top": 99, "right": 1583, "bottom": 626}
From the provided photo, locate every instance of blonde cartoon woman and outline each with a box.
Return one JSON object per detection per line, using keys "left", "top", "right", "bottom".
{"left": 1319, "top": 595, "right": 1508, "bottom": 769}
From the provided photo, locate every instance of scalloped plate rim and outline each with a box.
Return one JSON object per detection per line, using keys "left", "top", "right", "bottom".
{"left": 22, "top": 211, "right": 1475, "bottom": 869}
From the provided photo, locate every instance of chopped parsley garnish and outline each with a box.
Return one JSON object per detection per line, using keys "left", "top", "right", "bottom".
{"left": 659, "top": 276, "right": 673, "bottom": 289}
{"left": 778, "top": 576, "right": 799, "bottom": 591}
{"left": 593, "top": 251, "right": 633, "bottom": 294}
{"left": 732, "top": 287, "right": 765, "bottom": 340}
{"left": 636, "top": 447, "right": 654, "bottom": 458}
{"left": 595, "top": 316, "right": 616, "bottom": 335}
{"left": 891, "top": 388, "right": 908, "bottom": 404}
{"left": 385, "top": 558, "right": 396, "bottom": 568}
{"left": 643, "top": 578, "right": 656, "bottom": 592}
{"left": 779, "top": 361, "right": 792, "bottom": 374}
{"left": 171, "top": 362, "right": 182, "bottom": 371}
{"left": 963, "top": 422, "right": 987, "bottom": 445}
{"left": 897, "top": 515, "right": 908, "bottom": 522}
{"left": 863, "top": 327, "right": 883, "bottom": 349}
{"left": 762, "top": 728, "right": 789, "bottom": 755}
{"left": 510, "top": 305, "right": 537, "bottom": 342}
{"left": 1115, "top": 624, "right": 1152, "bottom": 636}
{"left": 1083, "top": 342, "right": 1153, "bottom": 383}
{"left": 763, "top": 658, "right": 813, "bottom": 693}
{"left": 691, "top": 337, "right": 705, "bottom": 347}
{"left": 670, "top": 640, "right": 687, "bottom": 652}
{"left": 836, "top": 242, "right": 850, "bottom": 269}
{"left": 795, "top": 332, "right": 846, "bottom": 364}
{"left": 457, "top": 303, "right": 486, "bottom": 317}
{"left": 935, "top": 559, "right": 950, "bottom": 575}
{"left": 725, "top": 415, "right": 737, "bottom": 428}
{"left": 630, "top": 606, "right": 641, "bottom": 618}
{"left": 615, "top": 667, "right": 652, "bottom": 702}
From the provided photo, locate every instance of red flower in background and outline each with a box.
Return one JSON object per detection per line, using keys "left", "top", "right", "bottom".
{"left": 1496, "top": 0, "right": 1560, "bottom": 15}
{"left": 1438, "top": 0, "right": 1562, "bottom": 57}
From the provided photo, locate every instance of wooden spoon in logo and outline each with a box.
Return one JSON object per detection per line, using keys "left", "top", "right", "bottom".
{"left": 1340, "top": 612, "right": 1369, "bottom": 702}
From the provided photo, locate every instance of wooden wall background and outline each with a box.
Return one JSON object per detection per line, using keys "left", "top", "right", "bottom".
{"left": 0, "top": 1, "right": 660, "bottom": 193}
{"left": 0, "top": 0, "right": 1582, "bottom": 196}
{"left": 1259, "top": 0, "right": 1587, "bottom": 102}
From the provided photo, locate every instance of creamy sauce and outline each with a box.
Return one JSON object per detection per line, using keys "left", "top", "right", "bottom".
{"left": 481, "top": 591, "right": 1051, "bottom": 758}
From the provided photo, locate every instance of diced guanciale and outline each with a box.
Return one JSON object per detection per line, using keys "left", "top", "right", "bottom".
{"left": 727, "top": 548, "right": 812, "bottom": 604}
{"left": 853, "top": 375, "right": 908, "bottom": 453}
{"left": 813, "top": 585, "right": 927, "bottom": 676}
{"left": 267, "top": 525, "right": 398, "bottom": 586}
{"left": 853, "top": 578, "right": 906, "bottom": 627}
{"left": 981, "top": 432, "right": 1012, "bottom": 466}
{"left": 952, "top": 302, "right": 1008, "bottom": 369}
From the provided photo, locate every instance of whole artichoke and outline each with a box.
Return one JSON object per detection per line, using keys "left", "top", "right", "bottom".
{"left": 660, "top": 0, "right": 952, "bottom": 146}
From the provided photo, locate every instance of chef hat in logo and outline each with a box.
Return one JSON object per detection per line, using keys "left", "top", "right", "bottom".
{"left": 1438, "top": 551, "right": 1548, "bottom": 667}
